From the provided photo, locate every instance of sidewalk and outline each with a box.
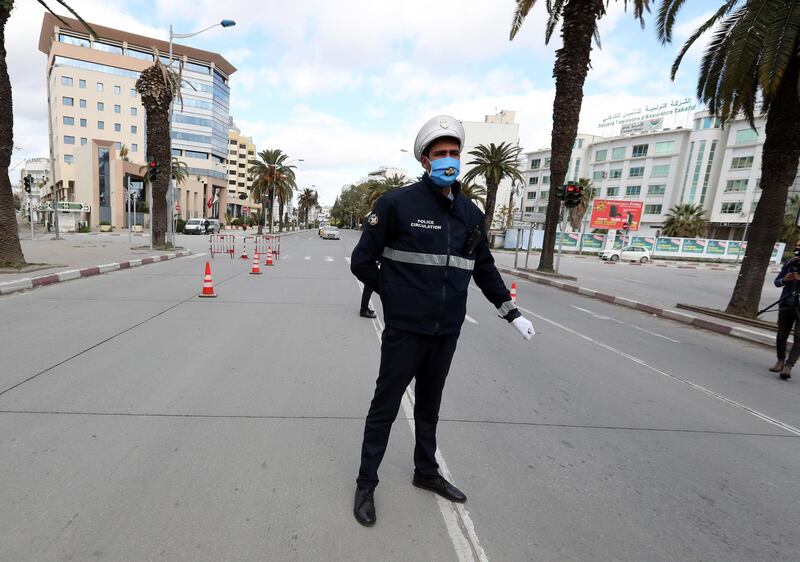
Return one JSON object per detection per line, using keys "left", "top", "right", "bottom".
{"left": 0, "top": 233, "right": 191, "bottom": 295}
{"left": 497, "top": 264, "right": 782, "bottom": 349}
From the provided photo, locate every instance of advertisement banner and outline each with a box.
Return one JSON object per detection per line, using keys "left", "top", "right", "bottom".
{"left": 656, "top": 238, "right": 682, "bottom": 253}
{"left": 682, "top": 239, "right": 707, "bottom": 254}
{"left": 581, "top": 234, "right": 605, "bottom": 250}
{"left": 727, "top": 241, "right": 746, "bottom": 255}
{"left": 772, "top": 243, "right": 781, "bottom": 259}
{"left": 631, "top": 236, "right": 655, "bottom": 250}
{"left": 590, "top": 199, "right": 644, "bottom": 231}
{"left": 557, "top": 232, "right": 580, "bottom": 247}
{"left": 707, "top": 240, "right": 727, "bottom": 255}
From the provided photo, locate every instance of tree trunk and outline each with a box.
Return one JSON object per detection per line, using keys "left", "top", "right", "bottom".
{"left": 483, "top": 178, "right": 499, "bottom": 233}
{"left": 278, "top": 200, "right": 284, "bottom": 232}
{"left": 268, "top": 186, "right": 275, "bottom": 234}
{"left": 257, "top": 194, "right": 265, "bottom": 235}
{"left": 539, "top": 0, "right": 604, "bottom": 272}
{"left": 726, "top": 58, "right": 800, "bottom": 317}
{"left": 506, "top": 188, "right": 514, "bottom": 228}
{"left": 0, "top": 6, "right": 25, "bottom": 265}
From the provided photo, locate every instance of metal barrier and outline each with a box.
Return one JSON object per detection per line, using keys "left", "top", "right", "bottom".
{"left": 209, "top": 234, "right": 236, "bottom": 258}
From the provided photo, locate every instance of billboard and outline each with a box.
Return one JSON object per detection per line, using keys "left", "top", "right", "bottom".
{"left": 589, "top": 199, "right": 644, "bottom": 231}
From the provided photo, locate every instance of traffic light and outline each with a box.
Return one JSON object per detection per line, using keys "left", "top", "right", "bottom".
{"left": 23, "top": 175, "right": 32, "bottom": 193}
{"left": 555, "top": 184, "right": 565, "bottom": 201}
{"left": 147, "top": 158, "right": 159, "bottom": 183}
{"left": 564, "top": 182, "right": 583, "bottom": 208}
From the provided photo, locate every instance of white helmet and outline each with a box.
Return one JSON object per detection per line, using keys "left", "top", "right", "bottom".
{"left": 413, "top": 115, "right": 465, "bottom": 162}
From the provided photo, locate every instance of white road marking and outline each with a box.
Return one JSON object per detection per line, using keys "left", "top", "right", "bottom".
{"left": 571, "top": 305, "right": 680, "bottom": 343}
{"left": 304, "top": 256, "right": 311, "bottom": 261}
{"left": 465, "top": 314, "right": 478, "bottom": 325}
{"left": 519, "top": 305, "right": 800, "bottom": 438}
{"left": 345, "top": 257, "right": 351, "bottom": 264}
{"left": 325, "top": 256, "right": 334, "bottom": 262}
{"left": 354, "top": 279, "right": 488, "bottom": 562}
{"left": 282, "top": 255, "right": 290, "bottom": 260}
{"left": 184, "top": 253, "right": 207, "bottom": 260}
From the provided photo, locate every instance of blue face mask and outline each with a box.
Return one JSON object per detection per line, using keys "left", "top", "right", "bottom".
{"left": 428, "top": 157, "right": 460, "bottom": 188}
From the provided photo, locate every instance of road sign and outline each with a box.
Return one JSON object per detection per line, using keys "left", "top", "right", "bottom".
{"left": 176, "top": 204, "right": 181, "bottom": 212}
{"left": 243, "top": 206, "right": 249, "bottom": 214}
{"left": 523, "top": 211, "right": 546, "bottom": 223}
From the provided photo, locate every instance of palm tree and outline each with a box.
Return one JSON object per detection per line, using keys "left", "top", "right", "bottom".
{"left": 136, "top": 58, "right": 181, "bottom": 248}
{"left": 297, "top": 188, "right": 318, "bottom": 229}
{"left": 659, "top": 1, "right": 800, "bottom": 317}
{"left": 661, "top": 203, "right": 708, "bottom": 238}
{"left": 462, "top": 142, "right": 525, "bottom": 232}
{"left": 0, "top": 2, "right": 93, "bottom": 265}
{"left": 119, "top": 144, "right": 130, "bottom": 162}
{"left": 364, "top": 174, "right": 408, "bottom": 209}
{"left": 567, "top": 177, "right": 597, "bottom": 231}
{"left": 275, "top": 179, "right": 296, "bottom": 232}
{"left": 249, "top": 149, "right": 296, "bottom": 234}
{"left": 460, "top": 182, "right": 487, "bottom": 209}
{"left": 510, "top": 0, "right": 649, "bottom": 272}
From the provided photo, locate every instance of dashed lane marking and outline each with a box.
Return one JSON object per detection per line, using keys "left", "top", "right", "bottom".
{"left": 325, "top": 256, "right": 334, "bottom": 262}
{"left": 571, "top": 305, "right": 681, "bottom": 343}
{"left": 304, "top": 256, "right": 311, "bottom": 261}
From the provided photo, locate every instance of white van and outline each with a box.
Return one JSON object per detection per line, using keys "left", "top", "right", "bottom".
{"left": 184, "top": 218, "right": 220, "bottom": 235}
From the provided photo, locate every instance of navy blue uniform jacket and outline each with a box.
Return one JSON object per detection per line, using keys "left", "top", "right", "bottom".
{"left": 350, "top": 175, "right": 514, "bottom": 336}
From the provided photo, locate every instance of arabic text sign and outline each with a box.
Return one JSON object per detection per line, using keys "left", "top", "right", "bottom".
{"left": 598, "top": 98, "right": 697, "bottom": 130}
{"left": 590, "top": 200, "right": 643, "bottom": 231}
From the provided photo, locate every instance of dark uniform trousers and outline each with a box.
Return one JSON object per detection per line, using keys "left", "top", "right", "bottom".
{"left": 360, "top": 286, "right": 374, "bottom": 312}
{"left": 777, "top": 305, "right": 800, "bottom": 365}
{"left": 357, "top": 326, "right": 458, "bottom": 490}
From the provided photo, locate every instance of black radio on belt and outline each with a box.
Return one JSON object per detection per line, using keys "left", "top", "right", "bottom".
{"left": 463, "top": 225, "right": 482, "bottom": 256}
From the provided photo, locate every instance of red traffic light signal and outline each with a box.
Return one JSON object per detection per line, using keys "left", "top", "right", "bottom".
{"left": 147, "top": 158, "right": 159, "bottom": 182}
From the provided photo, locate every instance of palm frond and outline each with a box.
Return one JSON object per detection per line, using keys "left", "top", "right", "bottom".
{"left": 510, "top": 0, "right": 539, "bottom": 40}
{"left": 758, "top": 0, "right": 800, "bottom": 98}
{"left": 40, "top": 0, "right": 97, "bottom": 38}
{"left": 669, "top": 1, "right": 737, "bottom": 80}
{"left": 544, "top": 0, "right": 565, "bottom": 43}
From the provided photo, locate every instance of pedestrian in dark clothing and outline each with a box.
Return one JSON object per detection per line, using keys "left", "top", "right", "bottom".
{"left": 772, "top": 241, "right": 800, "bottom": 379}
{"left": 360, "top": 285, "right": 376, "bottom": 318}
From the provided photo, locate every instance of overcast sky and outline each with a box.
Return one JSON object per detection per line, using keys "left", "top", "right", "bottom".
{"left": 7, "top": 0, "right": 711, "bottom": 206}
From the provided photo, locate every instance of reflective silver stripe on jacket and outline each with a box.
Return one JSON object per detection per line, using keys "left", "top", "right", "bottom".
{"left": 382, "top": 247, "right": 475, "bottom": 271}
{"left": 498, "top": 300, "right": 517, "bottom": 317}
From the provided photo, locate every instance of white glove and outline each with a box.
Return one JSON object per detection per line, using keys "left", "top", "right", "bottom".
{"left": 511, "top": 316, "right": 535, "bottom": 340}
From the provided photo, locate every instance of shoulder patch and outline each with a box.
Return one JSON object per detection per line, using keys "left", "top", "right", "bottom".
{"left": 367, "top": 213, "right": 379, "bottom": 226}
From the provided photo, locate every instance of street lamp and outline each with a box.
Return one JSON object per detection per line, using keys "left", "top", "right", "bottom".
{"left": 165, "top": 19, "right": 236, "bottom": 246}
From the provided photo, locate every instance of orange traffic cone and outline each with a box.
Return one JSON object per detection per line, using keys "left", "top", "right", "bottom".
{"left": 510, "top": 282, "right": 517, "bottom": 305}
{"left": 199, "top": 261, "right": 217, "bottom": 298}
{"left": 265, "top": 248, "right": 274, "bottom": 266}
{"left": 250, "top": 251, "right": 262, "bottom": 275}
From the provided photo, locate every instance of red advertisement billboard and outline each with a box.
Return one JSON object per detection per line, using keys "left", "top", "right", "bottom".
{"left": 590, "top": 199, "right": 644, "bottom": 231}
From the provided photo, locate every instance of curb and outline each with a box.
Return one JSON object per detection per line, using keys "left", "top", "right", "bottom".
{"left": 0, "top": 251, "right": 192, "bottom": 296}
{"left": 497, "top": 265, "right": 776, "bottom": 349}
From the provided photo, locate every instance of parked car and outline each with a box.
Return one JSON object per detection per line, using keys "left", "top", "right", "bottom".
{"left": 184, "top": 218, "right": 220, "bottom": 234}
{"left": 321, "top": 226, "right": 340, "bottom": 240}
{"left": 600, "top": 245, "right": 652, "bottom": 263}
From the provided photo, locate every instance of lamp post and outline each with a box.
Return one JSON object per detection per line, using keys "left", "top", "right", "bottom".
{"left": 736, "top": 200, "right": 757, "bottom": 264}
{"left": 166, "top": 19, "right": 236, "bottom": 246}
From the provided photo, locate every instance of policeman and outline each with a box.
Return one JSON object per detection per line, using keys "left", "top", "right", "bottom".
{"left": 350, "top": 115, "right": 535, "bottom": 526}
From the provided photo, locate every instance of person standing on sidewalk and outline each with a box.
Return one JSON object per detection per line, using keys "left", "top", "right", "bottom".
{"left": 771, "top": 241, "right": 800, "bottom": 380}
{"left": 349, "top": 114, "right": 535, "bottom": 527}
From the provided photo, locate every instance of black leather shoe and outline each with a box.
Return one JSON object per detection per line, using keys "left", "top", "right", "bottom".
{"left": 412, "top": 475, "right": 467, "bottom": 503}
{"left": 360, "top": 308, "right": 377, "bottom": 319}
{"left": 354, "top": 487, "right": 376, "bottom": 526}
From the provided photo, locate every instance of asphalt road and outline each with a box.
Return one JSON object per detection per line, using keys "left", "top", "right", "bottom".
{"left": 1, "top": 230, "right": 798, "bottom": 561}
{"left": 492, "top": 250, "right": 782, "bottom": 318}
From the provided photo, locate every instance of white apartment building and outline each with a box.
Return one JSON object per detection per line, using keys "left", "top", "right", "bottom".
{"left": 522, "top": 110, "right": 800, "bottom": 238}
{"left": 226, "top": 119, "right": 259, "bottom": 220}
{"left": 363, "top": 166, "right": 410, "bottom": 183}
{"left": 19, "top": 158, "right": 50, "bottom": 189}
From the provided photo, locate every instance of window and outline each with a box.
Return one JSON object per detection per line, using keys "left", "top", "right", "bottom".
{"left": 609, "top": 168, "right": 622, "bottom": 179}
{"left": 592, "top": 171, "right": 606, "bottom": 180}
{"left": 611, "top": 147, "right": 626, "bottom": 160}
{"left": 92, "top": 41, "right": 123, "bottom": 55}
{"left": 651, "top": 164, "right": 670, "bottom": 177}
{"left": 540, "top": 191, "right": 549, "bottom": 200}
{"left": 524, "top": 206, "right": 535, "bottom": 213}
{"left": 131, "top": 125, "right": 137, "bottom": 134}
{"left": 647, "top": 184, "right": 666, "bottom": 196}
{"left": 229, "top": 180, "right": 237, "bottom": 185}
{"left": 529, "top": 176, "right": 538, "bottom": 185}
{"left": 629, "top": 166, "right": 644, "bottom": 178}
{"left": 130, "top": 143, "right": 138, "bottom": 153}
{"left": 97, "top": 102, "right": 104, "bottom": 111}
{"left": 62, "top": 116, "right": 74, "bottom": 125}
{"left": 79, "top": 99, "right": 86, "bottom": 108}
{"left": 229, "top": 139, "right": 237, "bottom": 145}
{"left": 98, "top": 121, "right": 104, "bottom": 130}
{"left": 238, "top": 163, "right": 246, "bottom": 168}
{"left": 238, "top": 173, "right": 245, "bottom": 177}
{"left": 725, "top": 179, "right": 748, "bottom": 192}
{"left": 239, "top": 143, "right": 247, "bottom": 149}
{"left": 63, "top": 135, "right": 75, "bottom": 145}
{"left": 527, "top": 192, "right": 536, "bottom": 200}
{"left": 654, "top": 141, "right": 675, "bottom": 155}
{"left": 114, "top": 123, "right": 121, "bottom": 132}
{"left": 97, "top": 82, "right": 104, "bottom": 92}
{"left": 114, "top": 104, "right": 121, "bottom": 113}
{"left": 130, "top": 107, "right": 138, "bottom": 116}
{"left": 595, "top": 149, "right": 607, "bottom": 162}
{"left": 64, "top": 154, "right": 74, "bottom": 163}
{"left": 731, "top": 156, "right": 754, "bottom": 169}
{"left": 62, "top": 96, "right": 74, "bottom": 106}
{"left": 530, "top": 158, "right": 541, "bottom": 170}
{"left": 172, "top": 148, "right": 182, "bottom": 157}
{"left": 185, "top": 61, "right": 211, "bottom": 74}
{"left": 543, "top": 158, "right": 551, "bottom": 168}
{"left": 80, "top": 118, "right": 86, "bottom": 127}
{"left": 632, "top": 144, "right": 648, "bottom": 158}
{"left": 127, "top": 48, "right": 154, "bottom": 62}
{"left": 735, "top": 128, "right": 759, "bottom": 145}
{"left": 644, "top": 204, "right": 662, "bottom": 214}
{"left": 114, "top": 85, "right": 121, "bottom": 95}
{"left": 185, "top": 150, "right": 209, "bottom": 159}
{"left": 606, "top": 186, "right": 619, "bottom": 197}
{"left": 61, "top": 76, "right": 73, "bottom": 86}
{"left": 79, "top": 79, "right": 86, "bottom": 89}
{"left": 173, "top": 114, "right": 212, "bottom": 127}
{"left": 721, "top": 202, "right": 743, "bottom": 214}
{"left": 542, "top": 175, "right": 550, "bottom": 184}
{"left": 54, "top": 56, "right": 139, "bottom": 80}
{"left": 130, "top": 88, "right": 137, "bottom": 97}
{"left": 625, "top": 185, "right": 641, "bottom": 197}
{"left": 572, "top": 158, "right": 581, "bottom": 181}
{"left": 114, "top": 142, "right": 121, "bottom": 150}
{"left": 58, "top": 33, "right": 89, "bottom": 48}
{"left": 575, "top": 138, "right": 584, "bottom": 149}
{"left": 80, "top": 137, "right": 87, "bottom": 145}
